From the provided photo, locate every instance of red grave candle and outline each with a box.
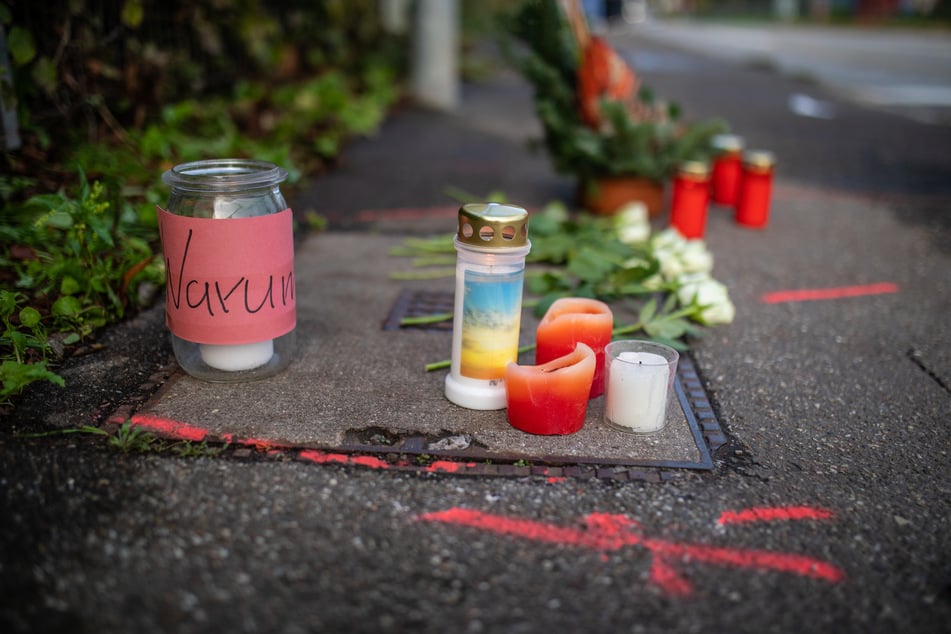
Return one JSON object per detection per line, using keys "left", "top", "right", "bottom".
{"left": 710, "top": 134, "right": 744, "bottom": 206}
{"left": 669, "top": 160, "right": 711, "bottom": 240}
{"left": 535, "top": 297, "right": 613, "bottom": 398}
{"left": 735, "top": 150, "right": 776, "bottom": 229}
{"left": 505, "top": 343, "right": 596, "bottom": 435}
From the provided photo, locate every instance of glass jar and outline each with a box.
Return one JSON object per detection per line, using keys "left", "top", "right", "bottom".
{"left": 159, "top": 159, "right": 296, "bottom": 382}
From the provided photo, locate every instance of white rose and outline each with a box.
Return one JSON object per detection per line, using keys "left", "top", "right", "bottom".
{"left": 659, "top": 250, "right": 686, "bottom": 280}
{"left": 541, "top": 200, "right": 570, "bottom": 224}
{"left": 613, "top": 202, "right": 651, "bottom": 245}
{"left": 651, "top": 227, "right": 687, "bottom": 252}
{"left": 676, "top": 272, "right": 735, "bottom": 325}
{"left": 651, "top": 228, "right": 688, "bottom": 280}
{"left": 641, "top": 273, "right": 666, "bottom": 291}
{"left": 679, "top": 240, "right": 714, "bottom": 274}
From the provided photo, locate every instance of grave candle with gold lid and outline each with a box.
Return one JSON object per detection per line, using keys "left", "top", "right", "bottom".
{"left": 445, "top": 203, "right": 530, "bottom": 410}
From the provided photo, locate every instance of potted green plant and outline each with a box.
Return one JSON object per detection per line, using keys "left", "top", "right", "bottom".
{"left": 502, "top": 1, "right": 725, "bottom": 216}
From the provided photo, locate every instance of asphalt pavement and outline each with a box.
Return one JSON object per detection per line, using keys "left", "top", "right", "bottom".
{"left": 2, "top": 19, "right": 950, "bottom": 634}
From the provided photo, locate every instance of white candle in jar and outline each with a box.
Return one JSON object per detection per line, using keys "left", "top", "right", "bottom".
{"left": 200, "top": 340, "right": 274, "bottom": 372}
{"left": 605, "top": 351, "right": 670, "bottom": 433}
{"left": 196, "top": 198, "right": 276, "bottom": 373}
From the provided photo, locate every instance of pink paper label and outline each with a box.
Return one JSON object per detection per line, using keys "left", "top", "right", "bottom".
{"left": 157, "top": 207, "right": 296, "bottom": 345}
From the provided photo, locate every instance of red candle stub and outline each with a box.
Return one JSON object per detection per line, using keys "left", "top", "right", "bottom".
{"left": 669, "top": 160, "right": 711, "bottom": 239}
{"left": 535, "top": 297, "right": 613, "bottom": 398}
{"left": 735, "top": 150, "right": 775, "bottom": 229}
{"left": 710, "top": 134, "right": 744, "bottom": 206}
{"left": 505, "top": 343, "right": 596, "bottom": 435}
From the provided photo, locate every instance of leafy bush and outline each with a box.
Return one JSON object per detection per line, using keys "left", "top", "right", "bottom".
{"left": 501, "top": 0, "right": 725, "bottom": 183}
{"left": 0, "top": 1, "right": 406, "bottom": 404}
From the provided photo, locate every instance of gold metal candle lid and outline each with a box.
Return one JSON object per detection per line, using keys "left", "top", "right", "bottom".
{"left": 457, "top": 202, "right": 529, "bottom": 248}
{"left": 743, "top": 150, "right": 776, "bottom": 173}
{"left": 712, "top": 133, "right": 743, "bottom": 153}
{"left": 677, "top": 160, "right": 710, "bottom": 180}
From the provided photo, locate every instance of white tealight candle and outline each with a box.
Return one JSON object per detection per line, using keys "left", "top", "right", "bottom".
{"left": 200, "top": 340, "right": 274, "bottom": 372}
{"left": 606, "top": 351, "right": 670, "bottom": 433}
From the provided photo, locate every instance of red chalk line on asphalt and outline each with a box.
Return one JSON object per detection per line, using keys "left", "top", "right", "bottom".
{"left": 114, "top": 413, "right": 488, "bottom": 476}
{"left": 760, "top": 282, "right": 898, "bottom": 304}
{"left": 717, "top": 505, "right": 835, "bottom": 525}
{"left": 417, "top": 508, "right": 844, "bottom": 597}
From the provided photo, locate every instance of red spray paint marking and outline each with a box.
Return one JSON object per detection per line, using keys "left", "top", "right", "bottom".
{"left": 427, "top": 460, "right": 475, "bottom": 474}
{"left": 127, "top": 415, "right": 295, "bottom": 450}
{"left": 112, "top": 416, "right": 503, "bottom": 476}
{"left": 418, "top": 508, "right": 843, "bottom": 598}
{"left": 349, "top": 454, "right": 394, "bottom": 469}
{"left": 299, "top": 450, "right": 478, "bottom": 473}
{"left": 128, "top": 413, "right": 208, "bottom": 442}
{"left": 299, "top": 450, "right": 359, "bottom": 466}
{"left": 718, "top": 506, "right": 835, "bottom": 525}
{"left": 761, "top": 282, "right": 898, "bottom": 304}
{"left": 112, "top": 413, "right": 483, "bottom": 473}
{"left": 230, "top": 436, "right": 294, "bottom": 451}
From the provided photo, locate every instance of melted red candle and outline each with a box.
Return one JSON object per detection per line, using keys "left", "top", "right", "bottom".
{"left": 535, "top": 298, "right": 613, "bottom": 398}
{"left": 505, "top": 343, "right": 596, "bottom": 435}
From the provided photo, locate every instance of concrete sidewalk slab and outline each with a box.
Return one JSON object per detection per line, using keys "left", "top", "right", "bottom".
{"left": 131, "top": 231, "right": 715, "bottom": 472}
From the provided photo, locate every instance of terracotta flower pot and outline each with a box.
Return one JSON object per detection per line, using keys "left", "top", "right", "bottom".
{"left": 580, "top": 176, "right": 666, "bottom": 218}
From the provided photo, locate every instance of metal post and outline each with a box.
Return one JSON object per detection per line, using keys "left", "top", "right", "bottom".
{"left": 411, "top": 0, "right": 459, "bottom": 111}
{"left": 0, "top": 25, "right": 22, "bottom": 151}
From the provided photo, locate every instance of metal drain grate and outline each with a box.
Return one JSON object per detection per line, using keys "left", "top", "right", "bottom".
{"left": 678, "top": 356, "right": 727, "bottom": 454}
{"left": 376, "top": 288, "right": 730, "bottom": 481}
{"left": 383, "top": 289, "right": 454, "bottom": 331}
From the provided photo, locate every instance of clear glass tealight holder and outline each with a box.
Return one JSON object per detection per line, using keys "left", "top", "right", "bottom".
{"left": 603, "top": 340, "right": 679, "bottom": 434}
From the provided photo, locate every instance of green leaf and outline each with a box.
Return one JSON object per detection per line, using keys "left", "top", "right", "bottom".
{"left": 51, "top": 295, "right": 82, "bottom": 319}
{"left": 650, "top": 335, "right": 688, "bottom": 352}
{"left": 645, "top": 317, "right": 688, "bottom": 341}
{"left": 139, "top": 125, "right": 171, "bottom": 160}
{"left": 32, "top": 56, "right": 58, "bottom": 95}
{"left": 7, "top": 27, "right": 36, "bottom": 66}
{"left": 526, "top": 271, "right": 571, "bottom": 296}
{"left": 1, "top": 359, "right": 65, "bottom": 400}
{"left": 663, "top": 291, "right": 679, "bottom": 313}
{"left": 527, "top": 233, "right": 573, "bottom": 263}
{"left": 314, "top": 134, "right": 340, "bottom": 158}
{"left": 567, "top": 246, "right": 616, "bottom": 284}
{"left": 639, "top": 297, "right": 657, "bottom": 324}
{"left": 533, "top": 292, "right": 568, "bottom": 318}
{"left": 0, "top": 290, "right": 20, "bottom": 317}
{"left": 121, "top": 0, "right": 144, "bottom": 28}
{"left": 60, "top": 276, "right": 81, "bottom": 296}
{"left": 5, "top": 329, "right": 27, "bottom": 353}
{"left": 18, "top": 307, "right": 41, "bottom": 328}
